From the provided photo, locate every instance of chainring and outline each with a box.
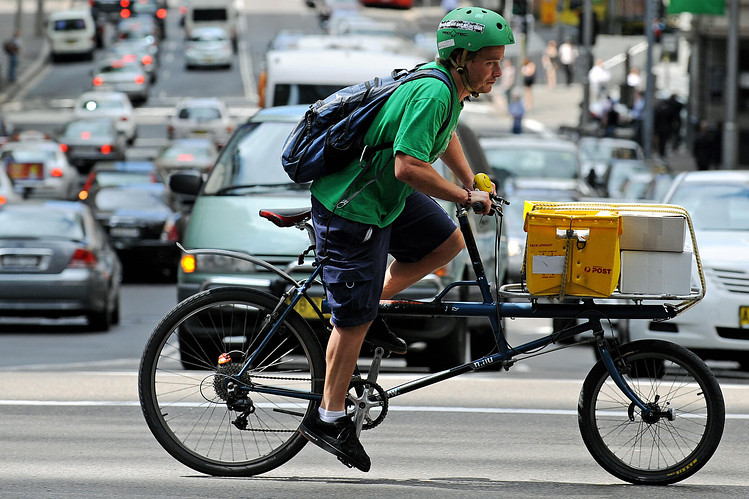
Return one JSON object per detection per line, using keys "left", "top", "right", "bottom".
{"left": 346, "top": 378, "right": 388, "bottom": 430}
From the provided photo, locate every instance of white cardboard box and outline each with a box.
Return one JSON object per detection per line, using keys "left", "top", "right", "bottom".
{"left": 619, "top": 250, "right": 692, "bottom": 295}
{"left": 619, "top": 213, "right": 686, "bottom": 252}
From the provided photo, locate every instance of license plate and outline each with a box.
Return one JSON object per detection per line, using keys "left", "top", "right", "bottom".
{"left": 7, "top": 163, "right": 43, "bottom": 180}
{"left": 287, "top": 296, "right": 327, "bottom": 320}
{"left": 2, "top": 255, "right": 40, "bottom": 268}
{"left": 110, "top": 227, "right": 140, "bottom": 238}
{"left": 740, "top": 306, "right": 749, "bottom": 328}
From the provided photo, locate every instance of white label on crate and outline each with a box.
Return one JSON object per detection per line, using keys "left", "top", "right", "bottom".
{"left": 532, "top": 255, "right": 565, "bottom": 274}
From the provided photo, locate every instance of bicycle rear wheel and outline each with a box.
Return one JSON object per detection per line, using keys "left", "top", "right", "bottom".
{"left": 578, "top": 339, "right": 724, "bottom": 485}
{"left": 139, "top": 287, "right": 325, "bottom": 476}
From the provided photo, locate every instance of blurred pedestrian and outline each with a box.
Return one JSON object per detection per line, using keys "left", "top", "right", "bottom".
{"left": 496, "top": 57, "right": 515, "bottom": 113}
{"left": 441, "top": 0, "right": 458, "bottom": 15}
{"left": 520, "top": 57, "right": 536, "bottom": 110}
{"left": 631, "top": 89, "right": 645, "bottom": 145}
{"left": 588, "top": 58, "right": 610, "bottom": 102}
{"left": 558, "top": 39, "right": 577, "bottom": 86}
{"left": 654, "top": 94, "right": 683, "bottom": 157}
{"left": 3, "top": 29, "right": 21, "bottom": 83}
{"left": 509, "top": 93, "right": 524, "bottom": 134}
{"left": 693, "top": 121, "right": 720, "bottom": 170}
{"left": 542, "top": 40, "right": 558, "bottom": 89}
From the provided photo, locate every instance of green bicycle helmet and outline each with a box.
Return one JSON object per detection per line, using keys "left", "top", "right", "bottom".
{"left": 437, "top": 7, "right": 514, "bottom": 60}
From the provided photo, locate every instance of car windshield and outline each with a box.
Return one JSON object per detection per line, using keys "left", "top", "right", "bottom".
{"left": 273, "top": 84, "right": 347, "bottom": 107}
{"left": 64, "top": 121, "right": 111, "bottom": 137}
{"left": 483, "top": 146, "right": 578, "bottom": 180}
{"left": 94, "top": 171, "right": 156, "bottom": 187}
{"left": 178, "top": 107, "right": 222, "bottom": 120}
{"left": 203, "top": 121, "right": 299, "bottom": 193}
{"left": 1, "top": 149, "right": 55, "bottom": 163}
{"left": 93, "top": 188, "right": 169, "bottom": 211}
{"left": 0, "top": 208, "right": 85, "bottom": 239}
{"left": 579, "top": 142, "right": 639, "bottom": 162}
{"left": 79, "top": 98, "right": 124, "bottom": 111}
{"left": 159, "top": 144, "right": 213, "bottom": 160}
{"left": 669, "top": 183, "right": 749, "bottom": 231}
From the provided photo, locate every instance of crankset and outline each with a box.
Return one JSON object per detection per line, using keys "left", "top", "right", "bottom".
{"left": 346, "top": 378, "right": 388, "bottom": 431}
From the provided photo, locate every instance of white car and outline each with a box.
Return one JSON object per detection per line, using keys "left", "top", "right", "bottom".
{"left": 0, "top": 138, "right": 79, "bottom": 200}
{"left": 184, "top": 27, "right": 233, "bottom": 69}
{"left": 625, "top": 170, "right": 749, "bottom": 370}
{"left": 72, "top": 91, "right": 137, "bottom": 144}
{"left": 167, "top": 98, "right": 233, "bottom": 148}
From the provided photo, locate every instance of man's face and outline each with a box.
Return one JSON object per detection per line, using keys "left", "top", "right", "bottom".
{"left": 465, "top": 45, "right": 506, "bottom": 95}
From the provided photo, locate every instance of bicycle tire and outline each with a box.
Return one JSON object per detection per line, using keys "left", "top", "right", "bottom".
{"left": 139, "top": 287, "right": 325, "bottom": 476}
{"left": 578, "top": 339, "right": 725, "bottom": 485}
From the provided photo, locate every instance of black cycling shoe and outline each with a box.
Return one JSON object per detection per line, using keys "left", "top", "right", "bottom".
{"left": 299, "top": 414, "right": 371, "bottom": 472}
{"left": 365, "top": 317, "right": 407, "bottom": 354}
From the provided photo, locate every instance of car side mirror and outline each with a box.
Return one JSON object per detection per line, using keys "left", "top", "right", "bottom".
{"left": 169, "top": 170, "right": 203, "bottom": 197}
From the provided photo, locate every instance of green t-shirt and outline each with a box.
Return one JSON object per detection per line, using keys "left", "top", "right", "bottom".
{"left": 310, "top": 61, "right": 462, "bottom": 228}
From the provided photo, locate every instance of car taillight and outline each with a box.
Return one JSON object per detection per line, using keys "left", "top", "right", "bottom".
{"left": 60, "top": 143, "right": 69, "bottom": 152}
{"left": 142, "top": 55, "right": 152, "bottom": 66}
{"left": 78, "top": 190, "right": 89, "bottom": 201}
{"left": 157, "top": 8, "right": 167, "bottom": 19}
{"left": 101, "top": 144, "right": 113, "bottom": 154}
{"left": 161, "top": 219, "right": 179, "bottom": 242}
{"left": 0, "top": 195, "right": 6, "bottom": 205}
{"left": 134, "top": 75, "right": 145, "bottom": 84}
{"left": 93, "top": 76, "right": 103, "bottom": 86}
{"left": 176, "top": 153, "right": 194, "bottom": 162}
{"left": 81, "top": 131, "right": 91, "bottom": 140}
{"left": 120, "top": 116, "right": 129, "bottom": 121}
{"left": 121, "top": 9, "right": 131, "bottom": 18}
{"left": 120, "top": 0, "right": 130, "bottom": 6}
{"left": 50, "top": 167, "right": 63, "bottom": 177}
{"left": 69, "top": 248, "right": 97, "bottom": 268}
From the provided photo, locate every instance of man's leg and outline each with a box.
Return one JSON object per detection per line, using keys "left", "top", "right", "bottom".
{"left": 321, "top": 322, "right": 370, "bottom": 412}
{"left": 381, "top": 226, "right": 464, "bottom": 300}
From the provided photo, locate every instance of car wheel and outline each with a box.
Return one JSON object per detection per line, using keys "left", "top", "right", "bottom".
{"left": 87, "top": 307, "right": 111, "bottom": 332}
{"left": 406, "top": 318, "right": 467, "bottom": 373}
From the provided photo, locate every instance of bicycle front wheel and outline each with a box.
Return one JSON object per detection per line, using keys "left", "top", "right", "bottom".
{"left": 139, "top": 287, "right": 325, "bottom": 476}
{"left": 578, "top": 339, "right": 725, "bottom": 485}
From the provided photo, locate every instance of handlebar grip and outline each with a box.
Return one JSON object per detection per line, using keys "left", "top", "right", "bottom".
{"left": 471, "top": 201, "right": 486, "bottom": 214}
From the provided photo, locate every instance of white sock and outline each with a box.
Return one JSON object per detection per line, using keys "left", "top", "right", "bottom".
{"left": 319, "top": 407, "right": 346, "bottom": 423}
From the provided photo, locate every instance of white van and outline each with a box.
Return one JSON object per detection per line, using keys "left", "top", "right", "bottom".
{"left": 259, "top": 48, "right": 424, "bottom": 108}
{"left": 47, "top": 9, "right": 96, "bottom": 61}
{"left": 184, "top": 0, "right": 238, "bottom": 51}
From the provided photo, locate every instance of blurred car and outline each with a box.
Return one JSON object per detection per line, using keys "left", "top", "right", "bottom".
{"left": 578, "top": 136, "right": 644, "bottom": 183}
{"left": 167, "top": 97, "right": 233, "bottom": 147}
{"left": 72, "top": 91, "right": 137, "bottom": 144}
{"left": 58, "top": 118, "right": 127, "bottom": 171}
{"left": 169, "top": 105, "right": 504, "bottom": 372}
{"left": 0, "top": 137, "right": 79, "bottom": 199}
{"left": 106, "top": 40, "right": 159, "bottom": 83}
{"left": 78, "top": 160, "right": 163, "bottom": 202}
{"left": 46, "top": 9, "right": 96, "bottom": 61}
{"left": 121, "top": 0, "right": 168, "bottom": 39}
{"left": 0, "top": 201, "right": 122, "bottom": 331}
{"left": 83, "top": 182, "right": 179, "bottom": 278}
{"left": 500, "top": 177, "right": 596, "bottom": 283}
{"left": 184, "top": 26, "right": 233, "bottom": 69}
{"left": 625, "top": 170, "right": 749, "bottom": 370}
{"left": 154, "top": 138, "right": 217, "bottom": 176}
{"left": 619, "top": 171, "right": 674, "bottom": 202}
{"left": 480, "top": 135, "right": 583, "bottom": 187}
{"left": 115, "top": 15, "right": 160, "bottom": 58}
{"left": 91, "top": 56, "right": 150, "bottom": 105}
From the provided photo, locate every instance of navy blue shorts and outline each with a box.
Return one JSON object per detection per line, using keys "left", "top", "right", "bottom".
{"left": 311, "top": 192, "right": 457, "bottom": 328}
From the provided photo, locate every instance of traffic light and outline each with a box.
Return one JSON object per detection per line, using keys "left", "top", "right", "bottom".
{"left": 512, "top": 0, "right": 527, "bottom": 16}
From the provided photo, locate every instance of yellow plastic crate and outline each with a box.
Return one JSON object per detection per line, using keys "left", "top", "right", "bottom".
{"left": 523, "top": 210, "right": 622, "bottom": 297}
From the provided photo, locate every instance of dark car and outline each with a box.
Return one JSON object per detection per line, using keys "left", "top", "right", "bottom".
{"left": 58, "top": 118, "right": 127, "bottom": 172}
{"left": 85, "top": 182, "right": 179, "bottom": 279}
{"left": 0, "top": 201, "right": 122, "bottom": 331}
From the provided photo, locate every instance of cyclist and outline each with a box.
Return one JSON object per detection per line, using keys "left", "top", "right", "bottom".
{"left": 300, "top": 7, "right": 514, "bottom": 472}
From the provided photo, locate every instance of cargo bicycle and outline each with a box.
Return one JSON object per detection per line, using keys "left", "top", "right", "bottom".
{"left": 138, "top": 191, "right": 725, "bottom": 485}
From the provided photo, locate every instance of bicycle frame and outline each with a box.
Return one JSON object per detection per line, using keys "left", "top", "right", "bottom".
{"left": 183, "top": 204, "right": 680, "bottom": 417}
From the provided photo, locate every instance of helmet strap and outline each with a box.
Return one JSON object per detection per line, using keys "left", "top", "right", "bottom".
{"left": 451, "top": 49, "right": 479, "bottom": 99}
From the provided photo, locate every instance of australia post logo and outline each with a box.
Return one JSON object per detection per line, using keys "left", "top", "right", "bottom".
{"left": 585, "top": 265, "right": 613, "bottom": 275}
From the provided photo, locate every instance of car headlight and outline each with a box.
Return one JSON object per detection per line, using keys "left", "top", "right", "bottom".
{"left": 181, "top": 253, "right": 255, "bottom": 274}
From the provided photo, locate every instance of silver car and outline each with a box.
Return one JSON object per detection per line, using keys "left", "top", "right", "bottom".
{"left": 184, "top": 27, "right": 233, "bottom": 69}
{"left": 92, "top": 56, "right": 150, "bottom": 105}
{"left": 0, "top": 201, "right": 122, "bottom": 331}
{"left": 0, "top": 138, "right": 79, "bottom": 200}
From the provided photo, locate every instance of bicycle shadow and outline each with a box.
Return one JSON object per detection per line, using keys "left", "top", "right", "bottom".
{"left": 190, "top": 475, "right": 747, "bottom": 498}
